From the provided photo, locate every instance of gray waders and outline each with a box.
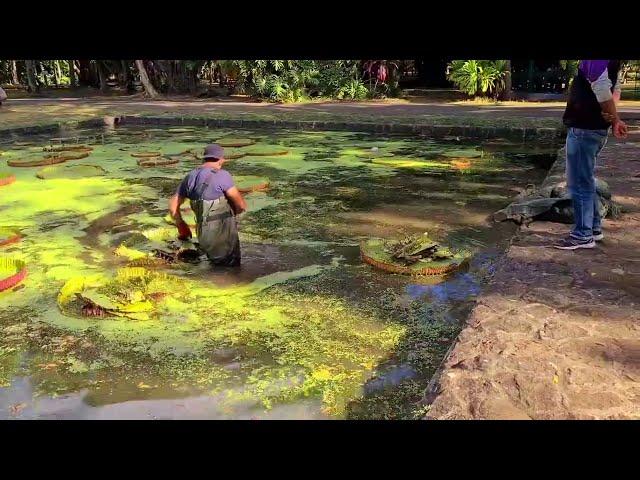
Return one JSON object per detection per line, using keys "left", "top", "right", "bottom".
{"left": 190, "top": 170, "right": 241, "bottom": 266}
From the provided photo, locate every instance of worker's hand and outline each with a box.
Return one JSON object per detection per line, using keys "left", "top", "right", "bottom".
{"left": 176, "top": 219, "right": 193, "bottom": 241}
{"left": 613, "top": 119, "right": 628, "bottom": 139}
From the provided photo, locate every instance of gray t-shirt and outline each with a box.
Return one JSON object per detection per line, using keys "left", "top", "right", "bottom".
{"left": 177, "top": 168, "right": 235, "bottom": 201}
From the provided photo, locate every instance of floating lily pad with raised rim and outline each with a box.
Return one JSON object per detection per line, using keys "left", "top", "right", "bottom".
{"left": 224, "top": 150, "right": 246, "bottom": 160}
{"left": 43, "top": 145, "right": 93, "bottom": 153}
{"left": 237, "top": 176, "right": 271, "bottom": 193}
{"left": 442, "top": 149, "right": 483, "bottom": 158}
{"left": 167, "top": 128, "right": 195, "bottom": 134}
{"left": 131, "top": 151, "right": 162, "bottom": 158}
{"left": 216, "top": 138, "right": 256, "bottom": 148}
{"left": 340, "top": 148, "right": 395, "bottom": 159}
{"left": 36, "top": 164, "right": 107, "bottom": 180}
{"left": 43, "top": 152, "right": 90, "bottom": 161}
{"left": 0, "top": 228, "right": 21, "bottom": 248}
{"left": 7, "top": 156, "right": 68, "bottom": 167}
{"left": 0, "top": 173, "right": 16, "bottom": 187}
{"left": 360, "top": 238, "right": 469, "bottom": 276}
{"left": 450, "top": 158, "right": 472, "bottom": 170}
{"left": 370, "top": 158, "right": 452, "bottom": 170}
{"left": 243, "top": 146, "right": 289, "bottom": 157}
{"left": 57, "top": 267, "right": 176, "bottom": 320}
{"left": 0, "top": 257, "right": 27, "bottom": 292}
{"left": 137, "top": 156, "right": 180, "bottom": 168}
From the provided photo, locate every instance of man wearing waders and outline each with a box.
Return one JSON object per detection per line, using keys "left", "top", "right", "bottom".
{"left": 169, "top": 144, "right": 247, "bottom": 266}
{"left": 554, "top": 60, "right": 628, "bottom": 250}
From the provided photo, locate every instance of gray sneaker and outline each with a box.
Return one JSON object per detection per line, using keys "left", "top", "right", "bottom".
{"left": 593, "top": 231, "right": 604, "bottom": 242}
{"left": 553, "top": 236, "right": 596, "bottom": 250}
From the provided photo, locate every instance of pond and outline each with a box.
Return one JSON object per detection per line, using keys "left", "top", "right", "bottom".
{"left": 0, "top": 124, "right": 557, "bottom": 419}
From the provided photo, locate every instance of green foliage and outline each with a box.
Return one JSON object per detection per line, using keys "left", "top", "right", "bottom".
{"left": 225, "top": 60, "right": 379, "bottom": 102}
{"left": 447, "top": 60, "right": 510, "bottom": 98}
{"left": 229, "top": 60, "right": 320, "bottom": 102}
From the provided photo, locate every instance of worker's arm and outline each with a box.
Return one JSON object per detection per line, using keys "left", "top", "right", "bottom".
{"left": 169, "top": 193, "right": 192, "bottom": 240}
{"left": 224, "top": 186, "right": 247, "bottom": 215}
{"left": 588, "top": 65, "right": 628, "bottom": 138}
{"left": 600, "top": 99, "right": 628, "bottom": 138}
{"left": 169, "top": 193, "right": 186, "bottom": 220}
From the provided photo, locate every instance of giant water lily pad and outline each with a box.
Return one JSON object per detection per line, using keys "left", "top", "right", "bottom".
{"left": 57, "top": 267, "right": 182, "bottom": 320}
{"left": 137, "top": 156, "right": 179, "bottom": 167}
{"left": 340, "top": 148, "right": 395, "bottom": 159}
{"left": 0, "top": 228, "right": 21, "bottom": 248}
{"left": 216, "top": 138, "right": 256, "bottom": 148}
{"left": 0, "top": 257, "right": 27, "bottom": 292}
{"left": 442, "top": 149, "right": 483, "bottom": 158}
{"left": 224, "top": 149, "right": 246, "bottom": 160}
{"left": 43, "top": 152, "right": 91, "bottom": 162}
{"left": 167, "top": 128, "right": 195, "bottom": 134}
{"left": 115, "top": 226, "right": 201, "bottom": 268}
{"left": 360, "top": 238, "right": 469, "bottom": 276}
{"left": 131, "top": 151, "right": 162, "bottom": 158}
{"left": 7, "top": 155, "right": 68, "bottom": 167}
{"left": 370, "top": 158, "right": 451, "bottom": 170}
{"left": 243, "top": 146, "right": 289, "bottom": 156}
{"left": 450, "top": 158, "right": 472, "bottom": 170}
{"left": 236, "top": 176, "right": 271, "bottom": 193}
{"left": 0, "top": 172, "right": 16, "bottom": 187}
{"left": 36, "top": 164, "right": 107, "bottom": 180}
{"left": 43, "top": 145, "right": 93, "bottom": 153}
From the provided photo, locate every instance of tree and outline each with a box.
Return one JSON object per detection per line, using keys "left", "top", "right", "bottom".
{"left": 11, "top": 60, "right": 19, "bottom": 85}
{"left": 96, "top": 61, "right": 107, "bottom": 92}
{"left": 25, "top": 60, "right": 38, "bottom": 92}
{"left": 68, "top": 60, "right": 77, "bottom": 87}
{"left": 135, "top": 60, "right": 159, "bottom": 98}
{"left": 501, "top": 60, "right": 512, "bottom": 100}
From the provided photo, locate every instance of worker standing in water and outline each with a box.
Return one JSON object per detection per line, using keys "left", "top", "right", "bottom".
{"left": 169, "top": 144, "right": 247, "bottom": 266}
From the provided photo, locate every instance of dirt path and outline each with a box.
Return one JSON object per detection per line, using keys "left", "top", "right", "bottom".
{"left": 2, "top": 96, "right": 640, "bottom": 131}
{"left": 427, "top": 132, "right": 640, "bottom": 419}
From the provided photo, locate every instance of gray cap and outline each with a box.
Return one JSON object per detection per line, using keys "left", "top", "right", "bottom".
{"left": 203, "top": 144, "right": 225, "bottom": 160}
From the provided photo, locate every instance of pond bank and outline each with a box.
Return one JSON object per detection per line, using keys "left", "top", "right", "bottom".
{"left": 426, "top": 132, "right": 640, "bottom": 419}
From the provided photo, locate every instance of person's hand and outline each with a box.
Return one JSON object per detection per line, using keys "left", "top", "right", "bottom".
{"left": 613, "top": 119, "right": 628, "bottom": 139}
{"left": 176, "top": 219, "right": 193, "bottom": 240}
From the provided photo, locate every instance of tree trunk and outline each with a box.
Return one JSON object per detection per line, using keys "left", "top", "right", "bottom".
{"left": 11, "top": 60, "right": 19, "bottom": 85}
{"left": 54, "top": 60, "right": 62, "bottom": 86}
{"left": 25, "top": 60, "right": 38, "bottom": 92}
{"left": 501, "top": 60, "right": 513, "bottom": 100}
{"left": 39, "top": 62, "right": 49, "bottom": 87}
{"left": 135, "top": 60, "right": 159, "bottom": 98}
{"left": 78, "top": 60, "right": 91, "bottom": 86}
{"left": 68, "top": 60, "right": 77, "bottom": 87}
{"left": 97, "top": 61, "right": 107, "bottom": 92}
{"left": 119, "top": 60, "right": 130, "bottom": 89}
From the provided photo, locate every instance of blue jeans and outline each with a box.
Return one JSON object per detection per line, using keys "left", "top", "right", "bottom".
{"left": 565, "top": 127, "right": 608, "bottom": 240}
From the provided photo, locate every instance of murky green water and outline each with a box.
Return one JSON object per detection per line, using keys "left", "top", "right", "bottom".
{"left": 0, "top": 124, "right": 556, "bottom": 419}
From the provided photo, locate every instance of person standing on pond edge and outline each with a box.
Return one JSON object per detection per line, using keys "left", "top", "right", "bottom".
{"left": 554, "top": 60, "right": 628, "bottom": 250}
{"left": 169, "top": 144, "right": 247, "bottom": 266}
